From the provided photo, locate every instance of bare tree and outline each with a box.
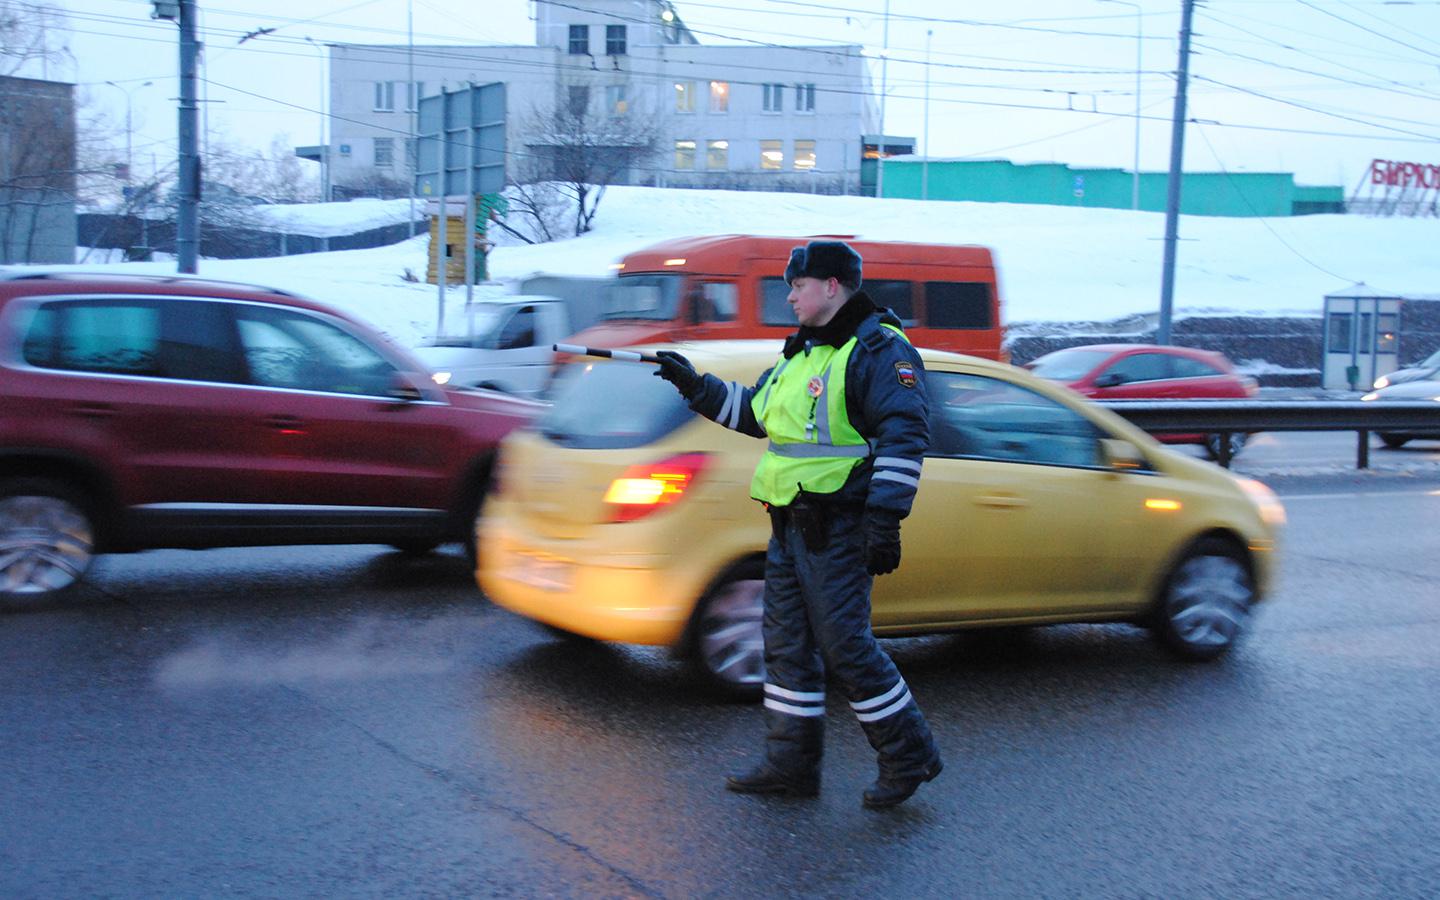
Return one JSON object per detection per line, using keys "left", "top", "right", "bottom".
{"left": 1, "top": 1, "right": 70, "bottom": 78}
{"left": 513, "top": 91, "right": 658, "bottom": 239}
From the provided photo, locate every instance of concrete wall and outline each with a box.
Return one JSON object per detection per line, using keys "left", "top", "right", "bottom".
{"left": 879, "top": 159, "right": 1345, "bottom": 218}
{"left": 0, "top": 75, "right": 76, "bottom": 263}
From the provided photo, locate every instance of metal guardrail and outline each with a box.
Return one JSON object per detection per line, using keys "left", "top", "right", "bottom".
{"left": 1094, "top": 399, "right": 1440, "bottom": 469}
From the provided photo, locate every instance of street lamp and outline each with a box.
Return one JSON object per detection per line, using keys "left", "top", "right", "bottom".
{"left": 305, "top": 36, "right": 329, "bottom": 202}
{"left": 104, "top": 80, "right": 153, "bottom": 182}
{"left": 1100, "top": 0, "right": 1142, "bottom": 210}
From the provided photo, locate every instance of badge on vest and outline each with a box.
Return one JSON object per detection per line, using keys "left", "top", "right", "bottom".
{"left": 895, "top": 361, "right": 918, "bottom": 388}
{"left": 807, "top": 376, "right": 824, "bottom": 398}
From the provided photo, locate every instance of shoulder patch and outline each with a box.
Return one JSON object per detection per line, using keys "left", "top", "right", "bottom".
{"left": 894, "top": 360, "right": 918, "bottom": 388}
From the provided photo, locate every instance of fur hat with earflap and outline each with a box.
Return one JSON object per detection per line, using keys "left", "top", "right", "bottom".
{"left": 784, "top": 240, "right": 863, "bottom": 291}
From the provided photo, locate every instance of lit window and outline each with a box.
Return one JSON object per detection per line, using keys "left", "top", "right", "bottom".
{"left": 763, "top": 83, "right": 784, "bottom": 113}
{"left": 794, "top": 139, "right": 816, "bottom": 170}
{"left": 606, "top": 84, "right": 628, "bottom": 115}
{"left": 760, "top": 139, "right": 783, "bottom": 171}
{"left": 675, "top": 140, "right": 696, "bottom": 169}
{"left": 706, "top": 139, "right": 728, "bottom": 170}
{"left": 675, "top": 81, "right": 695, "bottom": 113}
{"left": 709, "top": 81, "right": 729, "bottom": 113}
{"left": 795, "top": 82, "right": 815, "bottom": 113}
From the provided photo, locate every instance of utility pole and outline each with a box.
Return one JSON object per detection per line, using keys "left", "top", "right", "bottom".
{"left": 875, "top": 0, "right": 890, "bottom": 199}
{"left": 922, "top": 29, "right": 931, "bottom": 202}
{"left": 149, "top": 0, "right": 199, "bottom": 272}
{"left": 1157, "top": 0, "right": 1196, "bottom": 346}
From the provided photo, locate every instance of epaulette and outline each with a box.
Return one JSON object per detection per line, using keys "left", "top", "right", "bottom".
{"left": 857, "top": 314, "right": 891, "bottom": 353}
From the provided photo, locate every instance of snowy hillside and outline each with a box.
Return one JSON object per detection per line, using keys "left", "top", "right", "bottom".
{"left": 44, "top": 186, "right": 1440, "bottom": 348}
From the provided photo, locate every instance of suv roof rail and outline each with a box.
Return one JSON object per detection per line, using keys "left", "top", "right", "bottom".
{"left": 0, "top": 269, "right": 297, "bottom": 297}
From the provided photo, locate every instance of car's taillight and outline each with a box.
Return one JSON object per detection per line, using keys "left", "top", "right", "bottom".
{"left": 602, "top": 452, "right": 710, "bottom": 522}
{"left": 1242, "top": 376, "right": 1259, "bottom": 397}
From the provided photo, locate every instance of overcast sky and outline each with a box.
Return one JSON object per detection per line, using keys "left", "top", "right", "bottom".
{"left": 40, "top": 0, "right": 1440, "bottom": 191}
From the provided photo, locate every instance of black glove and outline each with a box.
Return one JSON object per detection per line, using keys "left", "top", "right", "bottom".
{"left": 653, "top": 350, "right": 704, "bottom": 400}
{"left": 864, "top": 514, "right": 902, "bottom": 576}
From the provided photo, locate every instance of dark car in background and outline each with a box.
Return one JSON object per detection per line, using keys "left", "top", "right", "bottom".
{"left": 0, "top": 271, "right": 542, "bottom": 605}
{"left": 1025, "top": 343, "right": 1259, "bottom": 460}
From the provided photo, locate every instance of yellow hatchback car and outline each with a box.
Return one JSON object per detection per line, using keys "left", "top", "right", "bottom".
{"left": 478, "top": 341, "right": 1284, "bottom": 697}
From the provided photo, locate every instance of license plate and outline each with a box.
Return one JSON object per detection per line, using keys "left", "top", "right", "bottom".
{"left": 503, "top": 551, "right": 573, "bottom": 592}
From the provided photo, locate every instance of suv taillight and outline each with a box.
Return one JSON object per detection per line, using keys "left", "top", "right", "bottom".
{"left": 603, "top": 452, "right": 710, "bottom": 522}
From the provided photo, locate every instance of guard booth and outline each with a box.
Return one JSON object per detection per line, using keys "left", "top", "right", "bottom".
{"left": 1322, "top": 285, "right": 1400, "bottom": 389}
{"left": 425, "top": 197, "right": 468, "bottom": 285}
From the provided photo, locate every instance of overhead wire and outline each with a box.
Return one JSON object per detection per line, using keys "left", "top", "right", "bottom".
{"left": 1190, "top": 122, "right": 1357, "bottom": 283}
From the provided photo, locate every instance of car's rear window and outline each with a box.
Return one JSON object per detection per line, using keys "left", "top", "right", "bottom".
{"left": 537, "top": 359, "right": 695, "bottom": 449}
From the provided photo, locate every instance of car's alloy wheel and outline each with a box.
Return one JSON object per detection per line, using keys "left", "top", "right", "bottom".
{"left": 0, "top": 481, "right": 95, "bottom": 604}
{"left": 692, "top": 566, "right": 766, "bottom": 698}
{"left": 1204, "top": 432, "right": 1247, "bottom": 461}
{"left": 1153, "top": 537, "right": 1254, "bottom": 660}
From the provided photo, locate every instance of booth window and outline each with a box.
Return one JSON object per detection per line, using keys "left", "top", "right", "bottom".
{"left": 1328, "top": 313, "right": 1352, "bottom": 353}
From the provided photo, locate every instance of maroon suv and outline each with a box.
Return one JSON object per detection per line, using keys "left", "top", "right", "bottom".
{"left": 0, "top": 271, "right": 542, "bottom": 604}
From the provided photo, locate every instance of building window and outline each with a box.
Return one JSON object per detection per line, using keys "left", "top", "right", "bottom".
{"left": 568, "top": 85, "right": 590, "bottom": 116}
{"left": 675, "top": 139, "right": 696, "bottom": 169}
{"left": 760, "top": 140, "right": 783, "bottom": 170}
{"left": 606, "top": 24, "right": 626, "bottom": 56}
{"left": 404, "top": 138, "right": 417, "bottom": 171}
{"left": 675, "top": 81, "right": 695, "bottom": 113}
{"left": 709, "top": 81, "right": 729, "bottom": 113}
{"left": 794, "top": 139, "right": 816, "bottom": 170}
{"left": 569, "top": 24, "right": 589, "bottom": 55}
{"left": 706, "top": 139, "right": 728, "bottom": 170}
{"left": 795, "top": 82, "right": 815, "bottom": 113}
{"left": 606, "top": 84, "right": 628, "bottom": 115}
{"left": 374, "top": 137, "right": 394, "bottom": 168}
{"left": 373, "top": 81, "right": 395, "bottom": 112}
{"left": 762, "top": 83, "right": 784, "bottom": 113}
{"left": 405, "top": 81, "right": 425, "bottom": 112}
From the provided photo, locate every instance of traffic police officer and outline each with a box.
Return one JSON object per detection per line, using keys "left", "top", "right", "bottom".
{"left": 654, "top": 240, "right": 942, "bottom": 809}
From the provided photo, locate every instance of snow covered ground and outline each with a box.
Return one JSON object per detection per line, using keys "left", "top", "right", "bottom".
{"left": 42, "top": 186, "right": 1440, "bottom": 349}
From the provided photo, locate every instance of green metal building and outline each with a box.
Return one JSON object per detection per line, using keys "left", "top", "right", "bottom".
{"left": 875, "top": 159, "right": 1344, "bottom": 217}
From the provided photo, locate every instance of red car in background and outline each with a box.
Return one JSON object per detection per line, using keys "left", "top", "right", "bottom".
{"left": 1025, "top": 343, "right": 1258, "bottom": 460}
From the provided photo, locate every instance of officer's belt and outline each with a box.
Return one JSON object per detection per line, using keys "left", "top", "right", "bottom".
{"left": 766, "top": 440, "right": 871, "bottom": 459}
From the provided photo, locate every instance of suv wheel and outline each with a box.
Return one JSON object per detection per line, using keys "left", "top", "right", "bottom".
{"left": 1151, "top": 536, "right": 1254, "bottom": 660}
{"left": 688, "top": 561, "right": 765, "bottom": 699}
{"left": 0, "top": 478, "right": 96, "bottom": 605}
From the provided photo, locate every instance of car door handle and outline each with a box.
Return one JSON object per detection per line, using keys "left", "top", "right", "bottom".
{"left": 68, "top": 403, "right": 117, "bottom": 419}
{"left": 263, "top": 415, "right": 306, "bottom": 432}
{"left": 974, "top": 493, "right": 1029, "bottom": 509}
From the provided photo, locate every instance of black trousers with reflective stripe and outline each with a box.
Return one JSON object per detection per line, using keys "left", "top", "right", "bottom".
{"left": 761, "top": 503, "right": 938, "bottom": 780}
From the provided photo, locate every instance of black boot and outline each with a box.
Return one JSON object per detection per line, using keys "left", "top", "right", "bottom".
{"left": 725, "top": 763, "right": 820, "bottom": 797}
{"left": 862, "top": 755, "right": 942, "bottom": 809}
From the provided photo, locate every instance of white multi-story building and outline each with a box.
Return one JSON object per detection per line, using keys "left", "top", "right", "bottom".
{"left": 314, "top": 0, "right": 878, "bottom": 198}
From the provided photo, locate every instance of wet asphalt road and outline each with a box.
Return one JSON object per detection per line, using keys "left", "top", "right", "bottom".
{"left": 3, "top": 441, "right": 1439, "bottom": 898}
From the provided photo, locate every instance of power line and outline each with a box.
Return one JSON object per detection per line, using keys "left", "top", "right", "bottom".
{"left": 1191, "top": 121, "right": 1356, "bottom": 283}
{"left": 1191, "top": 39, "right": 1440, "bottom": 102}
{"left": 1192, "top": 74, "right": 1440, "bottom": 139}
{"left": 1294, "top": 0, "right": 1440, "bottom": 60}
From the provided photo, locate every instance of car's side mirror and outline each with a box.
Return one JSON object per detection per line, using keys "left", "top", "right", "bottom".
{"left": 1100, "top": 438, "right": 1146, "bottom": 471}
{"left": 386, "top": 373, "right": 425, "bottom": 403}
{"left": 1094, "top": 372, "right": 1126, "bottom": 388}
